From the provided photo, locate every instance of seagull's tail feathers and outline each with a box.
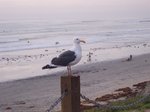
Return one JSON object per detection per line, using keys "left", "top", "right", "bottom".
{"left": 42, "top": 64, "right": 57, "bottom": 70}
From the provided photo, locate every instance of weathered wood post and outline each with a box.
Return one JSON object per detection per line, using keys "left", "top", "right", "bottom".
{"left": 61, "top": 75, "right": 80, "bottom": 112}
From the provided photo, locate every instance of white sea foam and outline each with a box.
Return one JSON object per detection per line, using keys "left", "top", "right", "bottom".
{"left": 0, "top": 18, "right": 150, "bottom": 52}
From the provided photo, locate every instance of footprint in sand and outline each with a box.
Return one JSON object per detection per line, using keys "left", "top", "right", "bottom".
{"left": 28, "top": 105, "right": 35, "bottom": 109}
{"left": 14, "top": 101, "right": 26, "bottom": 105}
{"left": 5, "top": 107, "right": 12, "bottom": 110}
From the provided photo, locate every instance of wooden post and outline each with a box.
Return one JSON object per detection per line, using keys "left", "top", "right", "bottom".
{"left": 61, "top": 75, "right": 80, "bottom": 112}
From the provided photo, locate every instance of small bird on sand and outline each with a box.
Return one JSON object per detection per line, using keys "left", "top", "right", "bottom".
{"left": 42, "top": 38, "right": 86, "bottom": 75}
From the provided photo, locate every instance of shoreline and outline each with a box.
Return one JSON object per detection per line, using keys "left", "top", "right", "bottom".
{"left": 0, "top": 41, "right": 150, "bottom": 82}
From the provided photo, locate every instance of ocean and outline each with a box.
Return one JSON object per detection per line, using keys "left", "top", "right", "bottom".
{"left": 0, "top": 18, "right": 150, "bottom": 52}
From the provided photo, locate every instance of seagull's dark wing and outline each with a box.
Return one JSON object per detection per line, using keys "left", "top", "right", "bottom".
{"left": 51, "top": 50, "right": 76, "bottom": 66}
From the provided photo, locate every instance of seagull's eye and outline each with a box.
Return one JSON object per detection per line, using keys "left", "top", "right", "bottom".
{"left": 76, "top": 38, "right": 79, "bottom": 40}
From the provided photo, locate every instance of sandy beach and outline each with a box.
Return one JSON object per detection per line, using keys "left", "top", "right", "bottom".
{"left": 0, "top": 42, "right": 150, "bottom": 112}
{"left": 0, "top": 41, "right": 150, "bottom": 82}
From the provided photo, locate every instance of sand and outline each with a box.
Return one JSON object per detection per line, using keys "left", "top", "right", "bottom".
{"left": 0, "top": 43, "right": 150, "bottom": 112}
{"left": 0, "top": 42, "right": 150, "bottom": 82}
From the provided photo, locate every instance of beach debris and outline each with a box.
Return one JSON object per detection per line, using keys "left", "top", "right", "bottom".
{"left": 127, "top": 45, "right": 131, "bottom": 47}
{"left": 133, "top": 81, "right": 149, "bottom": 90}
{"left": 40, "top": 54, "right": 45, "bottom": 58}
{"left": 14, "top": 101, "right": 26, "bottom": 105}
{"left": 5, "top": 107, "right": 12, "bottom": 110}
{"left": 62, "top": 49, "right": 65, "bottom": 51}
{"left": 87, "top": 52, "right": 93, "bottom": 62}
{"left": 95, "top": 87, "right": 135, "bottom": 102}
{"left": 28, "top": 105, "right": 35, "bottom": 108}
{"left": 6, "top": 58, "right": 9, "bottom": 61}
{"left": 55, "top": 41, "right": 59, "bottom": 45}
{"left": 84, "top": 62, "right": 86, "bottom": 64}
{"left": 115, "top": 87, "right": 132, "bottom": 93}
{"left": 55, "top": 41, "right": 60, "bottom": 53}
{"left": 102, "top": 68, "right": 107, "bottom": 71}
{"left": 94, "top": 81, "right": 150, "bottom": 103}
{"left": 2, "top": 57, "right": 5, "bottom": 60}
{"left": 143, "top": 44, "right": 147, "bottom": 47}
{"left": 91, "top": 47, "right": 105, "bottom": 51}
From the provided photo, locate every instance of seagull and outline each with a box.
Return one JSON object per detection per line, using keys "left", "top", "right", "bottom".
{"left": 42, "top": 38, "right": 86, "bottom": 75}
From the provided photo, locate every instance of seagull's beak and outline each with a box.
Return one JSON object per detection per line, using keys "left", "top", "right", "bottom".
{"left": 80, "top": 39, "right": 86, "bottom": 43}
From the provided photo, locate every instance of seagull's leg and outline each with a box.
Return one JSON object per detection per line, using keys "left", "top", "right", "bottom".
{"left": 69, "top": 66, "right": 71, "bottom": 76}
{"left": 69, "top": 66, "right": 72, "bottom": 75}
{"left": 67, "top": 65, "right": 72, "bottom": 76}
{"left": 67, "top": 66, "right": 70, "bottom": 75}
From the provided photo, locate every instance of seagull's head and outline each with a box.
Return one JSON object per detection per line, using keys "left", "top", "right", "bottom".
{"left": 73, "top": 38, "right": 86, "bottom": 44}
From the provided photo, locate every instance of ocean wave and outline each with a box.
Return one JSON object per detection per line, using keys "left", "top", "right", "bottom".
{"left": 139, "top": 20, "right": 150, "bottom": 23}
{"left": 0, "top": 19, "right": 150, "bottom": 52}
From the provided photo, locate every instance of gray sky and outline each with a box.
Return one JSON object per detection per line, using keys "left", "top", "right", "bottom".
{"left": 0, "top": 0, "right": 150, "bottom": 20}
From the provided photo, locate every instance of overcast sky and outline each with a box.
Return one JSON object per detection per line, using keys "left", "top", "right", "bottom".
{"left": 0, "top": 0, "right": 150, "bottom": 20}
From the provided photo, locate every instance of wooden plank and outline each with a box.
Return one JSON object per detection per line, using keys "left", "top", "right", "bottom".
{"left": 61, "top": 75, "right": 80, "bottom": 112}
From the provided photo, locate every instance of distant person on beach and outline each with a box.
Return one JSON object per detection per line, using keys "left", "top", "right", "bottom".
{"left": 126, "top": 55, "right": 133, "bottom": 61}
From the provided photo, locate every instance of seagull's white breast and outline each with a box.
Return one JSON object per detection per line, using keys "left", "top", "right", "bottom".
{"left": 69, "top": 43, "right": 82, "bottom": 66}
{"left": 69, "top": 52, "right": 82, "bottom": 66}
